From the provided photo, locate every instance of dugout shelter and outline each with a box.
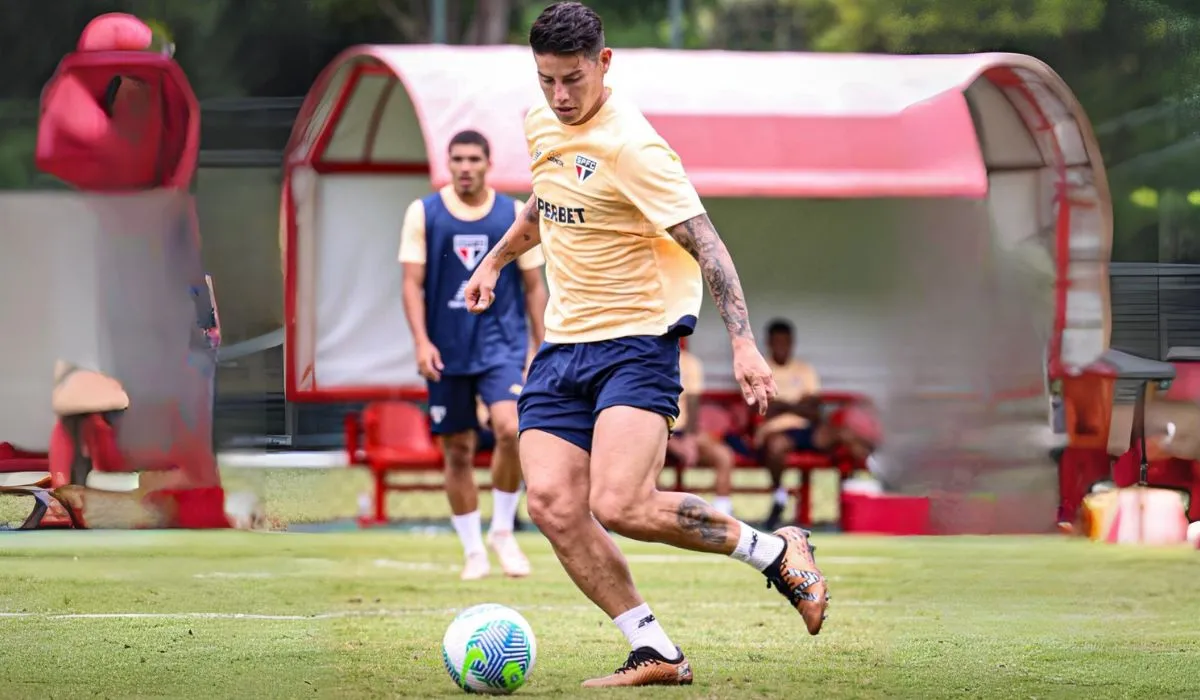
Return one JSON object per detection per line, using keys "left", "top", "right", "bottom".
{"left": 281, "top": 45, "right": 1113, "bottom": 528}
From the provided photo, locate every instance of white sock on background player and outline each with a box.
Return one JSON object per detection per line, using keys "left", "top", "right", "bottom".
{"left": 773, "top": 487, "right": 788, "bottom": 506}
{"left": 712, "top": 496, "right": 733, "bottom": 516}
{"left": 613, "top": 603, "right": 678, "bottom": 659}
{"left": 451, "top": 510, "right": 485, "bottom": 556}
{"left": 490, "top": 489, "right": 520, "bottom": 533}
{"left": 730, "top": 522, "right": 786, "bottom": 571}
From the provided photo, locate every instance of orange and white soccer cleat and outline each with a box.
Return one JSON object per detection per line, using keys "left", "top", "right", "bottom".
{"left": 764, "top": 526, "right": 829, "bottom": 635}
{"left": 460, "top": 551, "right": 491, "bottom": 581}
{"left": 486, "top": 530, "right": 531, "bottom": 578}
{"left": 581, "top": 647, "right": 693, "bottom": 688}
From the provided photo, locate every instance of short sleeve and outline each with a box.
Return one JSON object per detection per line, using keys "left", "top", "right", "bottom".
{"left": 613, "top": 139, "right": 706, "bottom": 231}
{"left": 513, "top": 199, "right": 545, "bottom": 271}
{"left": 397, "top": 200, "right": 426, "bottom": 264}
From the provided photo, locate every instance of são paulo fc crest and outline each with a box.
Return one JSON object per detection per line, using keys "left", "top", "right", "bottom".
{"left": 575, "top": 154, "right": 598, "bottom": 183}
{"left": 453, "top": 234, "right": 489, "bottom": 270}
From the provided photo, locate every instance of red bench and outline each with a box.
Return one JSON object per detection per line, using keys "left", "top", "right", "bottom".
{"left": 663, "top": 390, "right": 870, "bottom": 528}
{"left": 345, "top": 389, "right": 872, "bottom": 527}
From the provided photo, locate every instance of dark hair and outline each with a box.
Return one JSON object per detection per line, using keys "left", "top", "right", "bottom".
{"left": 766, "top": 319, "right": 794, "bottom": 337}
{"left": 448, "top": 130, "right": 490, "bottom": 159}
{"left": 529, "top": 2, "right": 605, "bottom": 59}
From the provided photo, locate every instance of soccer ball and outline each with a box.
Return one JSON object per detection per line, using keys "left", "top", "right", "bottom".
{"left": 442, "top": 604, "right": 537, "bottom": 694}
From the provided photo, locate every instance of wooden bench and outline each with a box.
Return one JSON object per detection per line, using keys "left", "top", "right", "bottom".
{"left": 345, "top": 389, "right": 873, "bottom": 527}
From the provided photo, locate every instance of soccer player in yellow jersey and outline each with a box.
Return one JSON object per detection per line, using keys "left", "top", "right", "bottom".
{"left": 464, "top": 2, "right": 829, "bottom": 687}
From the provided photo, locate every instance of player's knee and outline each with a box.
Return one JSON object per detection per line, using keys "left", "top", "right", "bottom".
{"left": 763, "top": 433, "right": 791, "bottom": 461}
{"left": 525, "top": 486, "right": 581, "bottom": 539}
{"left": 441, "top": 434, "right": 474, "bottom": 471}
{"left": 491, "top": 415, "right": 519, "bottom": 450}
{"left": 589, "top": 491, "right": 642, "bottom": 534}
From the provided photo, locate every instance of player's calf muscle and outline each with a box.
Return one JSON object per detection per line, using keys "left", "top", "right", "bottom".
{"left": 591, "top": 408, "right": 737, "bottom": 553}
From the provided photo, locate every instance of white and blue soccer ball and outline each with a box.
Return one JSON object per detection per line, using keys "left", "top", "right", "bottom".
{"left": 442, "top": 603, "right": 537, "bottom": 694}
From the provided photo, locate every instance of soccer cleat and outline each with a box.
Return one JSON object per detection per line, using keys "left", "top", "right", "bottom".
{"left": 765, "top": 526, "right": 829, "bottom": 635}
{"left": 581, "top": 646, "right": 693, "bottom": 688}
{"left": 460, "top": 551, "right": 491, "bottom": 581}
{"left": 486, "top": 530, "right": 531, "bottom": 578}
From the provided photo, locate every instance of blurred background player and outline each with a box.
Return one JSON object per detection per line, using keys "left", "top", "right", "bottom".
{"left": 464, "top": 2, "right": 827, "bottom": 687}
{"left": 755, "top": 318, "right": 822, "bottom": 528}
{"left": 666, "top": 339, "right": 738, "bottom": 516}
{"left": 398, "top": 129, "right": 548, "bottom": 581}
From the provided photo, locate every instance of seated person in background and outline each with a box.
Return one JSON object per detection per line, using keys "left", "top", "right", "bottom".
{"left": 756, "top": 319, "right": 822, "bottom": 529}
{"left": 665, "top": 340, "right": 738, "bottom": 516}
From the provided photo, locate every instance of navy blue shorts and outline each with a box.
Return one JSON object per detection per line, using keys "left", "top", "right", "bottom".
{"left": 786, "top": 427, "right": 817, "bottom": 451}
{"left": 427, "top": 363, "right": 525, "bottom": 436}
{"left": 518, "top": 335, "right": 682, "bottom": 453}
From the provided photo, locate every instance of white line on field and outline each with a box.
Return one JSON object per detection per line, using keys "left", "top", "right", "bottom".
{"left": 0, "top": 599, "right": 886, "bottom": 622}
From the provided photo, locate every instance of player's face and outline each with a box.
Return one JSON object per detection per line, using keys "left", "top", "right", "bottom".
{"left": 534, "top": 48, "right": 611, "bottom": 125}
{"left": 448, "top": 144, "right": 489, "bottom": 197}
{"left": 768, "top": 331, "right": 792, "bottom": 365}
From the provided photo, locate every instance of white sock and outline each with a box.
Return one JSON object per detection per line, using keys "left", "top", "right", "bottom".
{"left": 613, "top": 604, "right": 678, "bottom": 660}
{"left": 773, "top": 487, "right": 788, "bottom": 505}
{"left": 451, "top": 510, "right": 485, "bottom": 556}
{"left": 490, "top": 489, "right": 520, "bottom": 533}
{"left": 730, "top": 521, "right": 786, "bottom": 572}
{"left": 712, "top": 496, "right": 733, "bottom": 516}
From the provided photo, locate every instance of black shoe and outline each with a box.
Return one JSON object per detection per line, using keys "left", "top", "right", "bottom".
{"left": 764, "top": 501, "right": 785, "bottom": 530}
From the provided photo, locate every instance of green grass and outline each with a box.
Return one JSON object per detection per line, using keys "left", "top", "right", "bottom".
{"left": 0, "top": 468, "right": 1196, "bottom": 698}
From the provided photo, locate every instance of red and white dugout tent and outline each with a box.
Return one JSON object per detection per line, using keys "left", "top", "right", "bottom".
{"left": 281, "top": 45, "right": 1111, "bottom": 417}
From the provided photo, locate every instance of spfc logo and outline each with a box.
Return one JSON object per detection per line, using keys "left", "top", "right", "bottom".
{"left": 453, "top": 234, "right": 489, "bottom": 270}
{"left": 575, "top": 154, "right": 597, "bottom": 183}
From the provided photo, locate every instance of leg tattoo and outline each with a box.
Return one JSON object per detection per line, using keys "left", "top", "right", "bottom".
{"left": 676, "top": 495, "right": 728, "bottom": 546}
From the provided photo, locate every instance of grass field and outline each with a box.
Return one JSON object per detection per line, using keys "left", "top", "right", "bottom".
{"left": 2, "top": 468, "right": 1198, "bottom": 699}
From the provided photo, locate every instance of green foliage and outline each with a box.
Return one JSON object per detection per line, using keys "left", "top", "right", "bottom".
{"left": 809, "top": 0, "right": 1105, "bottom": 53}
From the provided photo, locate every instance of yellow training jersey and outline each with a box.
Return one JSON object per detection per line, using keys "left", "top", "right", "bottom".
{"left": 675, "top": 349, "right": 705, "bottom": 432}
{"left": 525, "top": 91, "right": 705, "bottom": 344}
{"left": 758, "top": 358, "right": 822, "bottom": 437}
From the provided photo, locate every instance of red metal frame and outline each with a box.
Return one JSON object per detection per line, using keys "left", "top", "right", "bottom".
{"left": 985, "top": 67, "right": 1072, "bottom": 381}
{"left": 362, "top": 77, "right": 397, "bottom": 161}
{"left": 310, "top": 161, "right": 428, "bottom": 175}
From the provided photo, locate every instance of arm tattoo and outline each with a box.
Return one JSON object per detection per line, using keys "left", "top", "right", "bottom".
{"left": 488, "top": 238, "right": 517, "bottom": 265}
{"left": 488, "top": 199, "right": 541, "bottom": 265}
{"left": 676, "top": 495, "right": 729, "bottom": 546}
{"left": 668, "top": 214, "right": 753, "bottom": 340}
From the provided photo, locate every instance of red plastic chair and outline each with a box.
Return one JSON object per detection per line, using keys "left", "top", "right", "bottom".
{"left": 353, "top": 401, "right": 441, "bottom": 524}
